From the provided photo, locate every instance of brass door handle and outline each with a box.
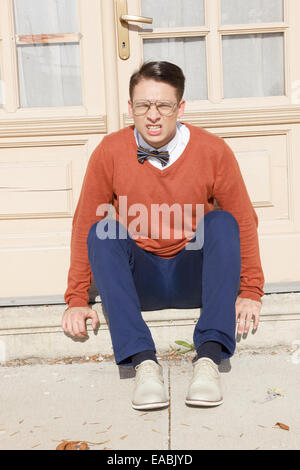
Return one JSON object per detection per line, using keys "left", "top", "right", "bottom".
{"left": 120, "top": 15, "right": 153, "bottom": 24}
{"left": 116, "top": 0, "right": 153, "bottom": 60}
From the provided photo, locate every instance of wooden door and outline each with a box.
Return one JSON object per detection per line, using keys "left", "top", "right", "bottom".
{"left": 115, "top": 0, "right": 300, "bottom": 294}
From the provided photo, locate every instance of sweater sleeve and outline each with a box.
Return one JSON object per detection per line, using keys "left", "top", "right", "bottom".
{"left": 64, "top": 138, "right": 114, "bottom": 308}
{"left": 212, "top": 140, "right": 265, "bottom": 303}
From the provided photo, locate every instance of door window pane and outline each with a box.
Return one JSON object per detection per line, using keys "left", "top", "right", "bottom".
{"left": 143, "top": 37, "right": 207, "bottom": 100}
{"left": 222, "top": 33, "right": 284, "bottom": 98}
{"left": 141, "top": 0, "right": 205, "bottom": 28}
{"left": 13, "top": 0, "right": 82, "bottom": 107}
{"left": 17, "top": 44, "right": 82, "bottom": 107}
{"left": 14, "top": 0, "right": 79, "bottom": 34}
{"left": 221, "top": 0, "right": 283, "bottom": 24}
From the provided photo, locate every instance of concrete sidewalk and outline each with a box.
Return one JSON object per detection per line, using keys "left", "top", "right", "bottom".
{"left": 0, "top": 347, "right": 299, "bottom": 450}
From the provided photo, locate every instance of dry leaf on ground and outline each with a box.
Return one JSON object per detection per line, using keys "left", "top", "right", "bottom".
{"left": 275, "top": 422, "right": 290, "bottom": 431}
{"left": 79, "top": 442, "right": 89, "bottom": 450}
{"left": 87, "top": 439, "right": 110, "bottom": 445}
{"left": 261, "top": 388, "right": 285, "bottom": 403}
{"left": 90, "top": 355, "right": 101, "bottom": 361}
{"left": 56, "top": 440, "right": 68, "bottom": 450}
{"left": 56, "top": 440, "right": 89, "bottom": 450}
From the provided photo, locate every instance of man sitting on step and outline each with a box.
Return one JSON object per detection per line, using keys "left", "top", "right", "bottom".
{"left": 62, "top": 61, "right": 264, "bottom": 410}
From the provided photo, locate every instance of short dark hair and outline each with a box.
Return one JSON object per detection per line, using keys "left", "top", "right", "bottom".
{"left": 129, "top": 61, "right": 185, "bottom": 102}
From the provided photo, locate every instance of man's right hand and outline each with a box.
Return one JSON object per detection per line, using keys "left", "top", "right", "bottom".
{"left": 62, "top": 306, "right": 100, "bottom": 339}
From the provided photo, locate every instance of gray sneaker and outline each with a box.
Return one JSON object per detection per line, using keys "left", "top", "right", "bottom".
{"left": 185, "top": 357, "right": 223, "bottom": 406}
{"left": 132, "top": 360, "right": 169, "bottom": 410}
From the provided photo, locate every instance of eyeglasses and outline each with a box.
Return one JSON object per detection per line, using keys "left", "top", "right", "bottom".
{"left": 131, "top": 99, "right": 179, "bottom": 116}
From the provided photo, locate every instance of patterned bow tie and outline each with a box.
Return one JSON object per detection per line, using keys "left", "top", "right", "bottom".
{"left": 137, "top": 146, "right": 170, "bottom": 167}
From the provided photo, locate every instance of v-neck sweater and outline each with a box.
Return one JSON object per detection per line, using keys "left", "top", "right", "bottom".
{"left": 64, "top": 123, "right": 265, "bottom": 308}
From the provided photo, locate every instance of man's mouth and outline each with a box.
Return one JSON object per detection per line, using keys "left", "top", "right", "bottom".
{"left": 146, "top": 125, "right": 162, "bottom": 135}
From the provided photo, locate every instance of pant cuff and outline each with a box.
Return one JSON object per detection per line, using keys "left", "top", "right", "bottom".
{"left": 114, "top": 343, "right": 157, "bottom": 367}
{"left": 194, "top": 330, "right": 235, "bottom": 360}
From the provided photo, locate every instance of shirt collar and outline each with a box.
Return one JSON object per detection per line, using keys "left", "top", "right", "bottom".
{"left": 135, "top": 122, "right": 182, "bottom": 154}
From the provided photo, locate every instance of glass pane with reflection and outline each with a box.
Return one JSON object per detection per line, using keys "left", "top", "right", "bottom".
{"left": 222, "top": 33, "right": 284, "bottom": 98}
{"left": 143, "top": 37, "right": 207, "bottom": 101}
{"left": 141, "top": 0, "right": 205, "bottom": 28}
{"left": 221, "top": 0, "right": 283, "bottom": 24}
{"left": 13, "top": 0, "right": 82, "bottom": 107}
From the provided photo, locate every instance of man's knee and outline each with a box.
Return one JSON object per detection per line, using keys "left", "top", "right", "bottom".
{"left": 203, "top": 210, "right": 239, "bottom": 233}
{"left": 87, "top": 218, "right": 129, "bottom": 248}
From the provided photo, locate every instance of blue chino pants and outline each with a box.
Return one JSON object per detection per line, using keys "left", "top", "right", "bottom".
{"left": 87, "top": 210, "right": 241, "bottom": 366}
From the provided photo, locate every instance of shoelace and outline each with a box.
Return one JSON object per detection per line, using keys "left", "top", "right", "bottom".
{"left": 193, "top": 359, "right": 219, "bottom": 379}
{"left": 135, "top": 363, "right": 163, "bottom": 385}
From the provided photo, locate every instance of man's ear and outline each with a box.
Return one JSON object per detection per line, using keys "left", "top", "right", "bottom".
{"left": 177, "top": 99, "right": 186, "bottom": 119}
{"left": 128, "top": 99, "right": 134, "bottom": 118}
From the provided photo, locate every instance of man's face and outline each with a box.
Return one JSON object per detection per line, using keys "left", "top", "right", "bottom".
{"left": 128, "top": 79, "right": 185, "bottom": 149}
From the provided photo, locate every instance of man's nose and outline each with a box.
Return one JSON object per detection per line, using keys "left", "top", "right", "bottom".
{"left": 146, "top": 104, "right": 161, "bottom": 120}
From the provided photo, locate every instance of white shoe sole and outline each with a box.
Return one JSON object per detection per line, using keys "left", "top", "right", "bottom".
{"left": 132, "top": 400, "right": 169, "bottom": 410}
{"left": 185, "top": 398, "right": 223, "bottom": 407}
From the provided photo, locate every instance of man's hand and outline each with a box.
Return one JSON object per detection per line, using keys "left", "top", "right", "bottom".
{"left": 62, "top": 306, "right": 100, "bottom": 339}
{"left": 235, "top": 296, "right": 262, "bottom": 335}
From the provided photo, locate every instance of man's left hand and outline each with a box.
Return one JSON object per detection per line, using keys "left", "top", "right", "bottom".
{"left": 235, "top": 296, "right": 262, "bottom": 335}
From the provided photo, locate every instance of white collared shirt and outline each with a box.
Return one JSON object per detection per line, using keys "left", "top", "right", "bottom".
{"left": 134, "top": 122, "right": 190, "bottom": 170}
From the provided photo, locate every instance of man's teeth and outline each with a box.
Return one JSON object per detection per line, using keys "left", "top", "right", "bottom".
{"left": 148, "top": 126, "right": 160, "bottom": 130}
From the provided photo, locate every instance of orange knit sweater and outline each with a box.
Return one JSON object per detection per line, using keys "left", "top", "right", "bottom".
{"left": 64, "top": 123, "right": 264, "bottom": 308}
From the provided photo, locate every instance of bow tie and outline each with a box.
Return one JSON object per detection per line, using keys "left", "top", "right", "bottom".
{"left": 137, "top": 146, "right": 170, "bottom": 167}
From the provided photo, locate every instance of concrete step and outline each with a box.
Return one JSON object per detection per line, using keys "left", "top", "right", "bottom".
{"left": 1, "top": 293, "right": 300, "bottom": 363}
